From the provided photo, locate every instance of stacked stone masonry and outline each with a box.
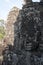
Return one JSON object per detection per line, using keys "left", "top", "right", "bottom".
{"left": 5, "top": 7, "right": 19, "bottom": 45}
{"left": 2, "top": 0, "right": 43, "bottom": 65}
{"left": 14, "top": 1, "right": 43, "bottom": 65}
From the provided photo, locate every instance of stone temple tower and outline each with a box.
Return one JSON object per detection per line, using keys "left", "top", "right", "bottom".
{"left": 14, "top": 0, "right": 43, "bottom": 65}
{"left": 2, "top": 0, "right": 43, "bottom": 65}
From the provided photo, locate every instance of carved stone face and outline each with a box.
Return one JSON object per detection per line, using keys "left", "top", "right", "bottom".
{"left": 24, "top": 0, "right": 32, "bottom": 3}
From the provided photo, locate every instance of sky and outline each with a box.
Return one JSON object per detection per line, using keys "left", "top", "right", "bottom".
{"left": 0, "top": 0, "right": 40, "bottom": 20}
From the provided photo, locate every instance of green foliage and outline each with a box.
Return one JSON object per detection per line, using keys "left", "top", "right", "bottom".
{"left": 0, "top": 19, "right": 4, "bottom": 22}
{"left": 0, "top": 19, "right": 5, "bottom": 40}
{"left": 0, "top": 26, "right": 5, "bottom": 40}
